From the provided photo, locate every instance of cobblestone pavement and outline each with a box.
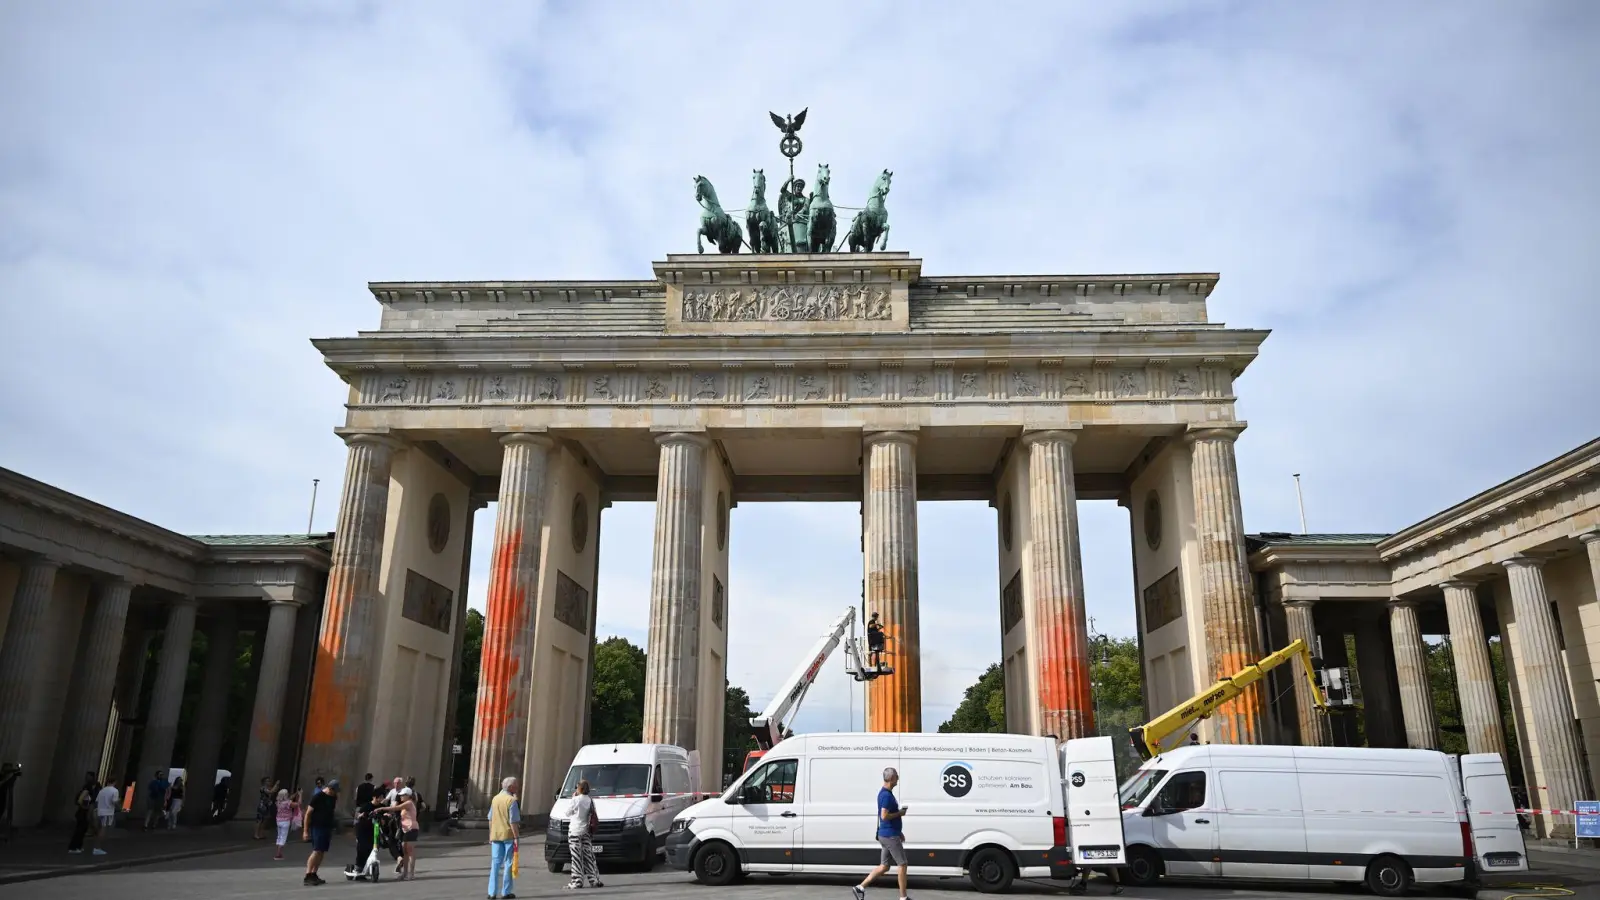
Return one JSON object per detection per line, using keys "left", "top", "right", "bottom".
{"left": 2, "top": 833, "right": 1597, "bottom": 899}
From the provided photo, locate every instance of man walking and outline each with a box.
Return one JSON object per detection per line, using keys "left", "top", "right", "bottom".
{"left": 143, "top": 769, "right": 169, "bottom": 830}
{"left": 302, "top": 779, "right": 338, "bottom": 886}
{"left": 853, "top": 767, "right": 908, "bottom": 900}
{"left": 488, "top": 776, "right": 521, "bottom": 899}
{"left": 95, "top": 778, "right": 121, "bottom": 838}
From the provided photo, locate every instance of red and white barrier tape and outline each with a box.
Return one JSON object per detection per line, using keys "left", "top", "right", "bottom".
{"left": 1152, "top": 807, "right": 1585, "bottom": 816}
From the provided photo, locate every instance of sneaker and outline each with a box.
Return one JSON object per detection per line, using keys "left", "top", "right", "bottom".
{"left": 853, "top": 887, "right": 866, "bottom": 900}
{"left": 503, "top": 894, "right": 516, "bottom": 899}
{"left": 92, "top": 849, "right": 107, "bottom": 856}
{"left": 67, "top": 849, "right": 81, "bottom": 854}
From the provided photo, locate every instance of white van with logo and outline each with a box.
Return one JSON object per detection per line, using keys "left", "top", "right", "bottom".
{"left": 546, "top": 744, "right": 700, "bottom": 871}
{"left": 1118, "top": 744, "right": 1527, "bottom": 896}
{"left": 666, "top": 733, "right": 1125, "bottom": 893}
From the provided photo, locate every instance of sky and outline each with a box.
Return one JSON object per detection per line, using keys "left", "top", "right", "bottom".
{"left": 2, "top": 1, "right": 1597, "bottom": 735}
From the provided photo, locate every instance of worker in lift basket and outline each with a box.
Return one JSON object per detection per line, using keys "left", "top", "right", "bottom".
{"left": 866, "top": 613, "right": 886, "bottom": 668}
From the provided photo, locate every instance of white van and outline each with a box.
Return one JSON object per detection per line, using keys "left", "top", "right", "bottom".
{"left": 545, "top": 744, "right": 701, "bottom": 871}
{"left": 1117, "top": 744, "right": 1528, "bottom": 896}
{"left": 666, "top": 733, "right": 1125, "bottom": 893}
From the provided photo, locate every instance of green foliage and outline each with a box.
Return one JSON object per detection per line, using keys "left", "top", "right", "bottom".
{"left": 724, "top": 684, "right": 758, "bottom": 782}
{"left": 939, "top": 637, "right": 1146, "bottom": 780}
{"left": 939, "top": 664, "right": 1006, "bottom": 733}
{"left": 590, "top": 637, "right": 647, "bottom": 744}
{"left": 451, "top": 608, "right": 485, "bottom": 786}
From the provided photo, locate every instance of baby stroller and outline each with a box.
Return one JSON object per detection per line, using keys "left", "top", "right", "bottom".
{"left": 344, "top": 810, "right": 404, "bottom": 882}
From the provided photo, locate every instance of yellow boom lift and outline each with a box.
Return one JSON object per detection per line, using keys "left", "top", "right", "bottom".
{"left": 1129, "top": 638, "right": 1329, "bottom": 760}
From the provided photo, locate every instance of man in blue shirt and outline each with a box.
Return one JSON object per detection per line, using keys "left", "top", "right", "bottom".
{"left": 143, "top": 771, "right": 169, "bottom": 830}
{"left": 853, "top": 767, "right": 909, "bottom": 900}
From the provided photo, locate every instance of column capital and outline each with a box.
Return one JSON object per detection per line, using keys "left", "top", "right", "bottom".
{"left": 863, "top": 430, "right": 918, "bottom": 449}
{"left": 1503, "top": 553, "right": 1548, "bottom": 571}
{"left": 1185, "top": 421, "right": 1247, "bottom": 444}
{"left": 1578, "top": 531, "right": 1600, "bottom": 546}
{"left": 168, "top": 594, "right": 200, "bottom": 609}
{"left": 93, "top": 574, "right": 135, "bottom": 590}
{"left": 1438, "top": 578, "right": 1478, "bottom": 592}
{"left": 1281, "top": 597, "right": 1317, "bottom": 610}
{"left": 654, "top": 431, "right": 711, "bottom": 449}
{"left": 335, "top": 428, "right": 405, "bottom": 451}
{"left": 267, "top": 598, "right": 302, "bottom": 610}
{"left": 1020, "top": 428, "right": 1080, "bottom": 448}
{"left": 497, "top": 430, "right": 555, "bottom": 449}
{"left": 1388, "top": 597, "right": 1423, "bottom": 611}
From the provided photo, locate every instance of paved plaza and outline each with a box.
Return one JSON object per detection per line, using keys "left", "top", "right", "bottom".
{"left": 3, "top": 831, "right": 1598, "bottom": 900}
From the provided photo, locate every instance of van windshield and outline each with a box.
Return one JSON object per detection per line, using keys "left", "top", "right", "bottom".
{"left": 1118, "top": 768, "right": 1166, "bottom": 809}
{"left": 559, "top": 765, "right": 652, "bottom": 799}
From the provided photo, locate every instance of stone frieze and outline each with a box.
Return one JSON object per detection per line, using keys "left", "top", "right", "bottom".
{"left": 681, "top": 284, "right": 893, "bottom": 322}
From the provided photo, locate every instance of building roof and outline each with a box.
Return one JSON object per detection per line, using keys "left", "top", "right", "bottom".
{"left": 190, "top": 533, "right": 335, "bottom": 549}
{"left": 1247, "top": 532, "right": 1390, "bottom": 548}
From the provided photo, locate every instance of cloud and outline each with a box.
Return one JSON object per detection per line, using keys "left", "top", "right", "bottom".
{"left": 4, "top": 2, "right": 1598, "bottom": 737}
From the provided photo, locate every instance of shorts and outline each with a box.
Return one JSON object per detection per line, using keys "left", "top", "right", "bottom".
{"left": 401, "top": 828, "right": 419, "bottom": 843}
{"left": 878, "top": 835, "right": 907, "bottom": 866}
{"left": 276, "top": 821, "right": 291, "bottom": 845}
{"left": 310, "top": 826, "right": 332, "bottom": 852}
{"left": 98, "top": 814, "right": 114, "bottom": 830}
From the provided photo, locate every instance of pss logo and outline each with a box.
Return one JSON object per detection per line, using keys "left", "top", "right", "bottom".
{"left": 941, "top": 762, "right": 973, "bottom": 798}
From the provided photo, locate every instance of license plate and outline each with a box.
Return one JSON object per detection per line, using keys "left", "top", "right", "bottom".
{"left": 1080, "top": 849, "right": 1119, "bottom": 860}
{"left": 593, "top": 846, "right": 604, "bottom": 853}
{"left": 1484, "top": 853, "right": 1522, "bottom": 867}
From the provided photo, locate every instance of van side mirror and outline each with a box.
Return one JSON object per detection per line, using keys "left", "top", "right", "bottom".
{"left": 650, "top": 793, "right": 664, "bottom": 803}
{"left": 741, "top": 786, "right": 763, "bottom": 805}
{"left": 1142, "top": 805, "right": 1167, "bottom": 817}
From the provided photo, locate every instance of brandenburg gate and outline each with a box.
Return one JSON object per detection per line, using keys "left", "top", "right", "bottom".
{"left": 301, "top": 248, "right": 1269, "bottom": 814}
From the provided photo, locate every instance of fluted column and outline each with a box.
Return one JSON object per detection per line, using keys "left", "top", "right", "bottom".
{"left": 1441, "top": 580, "right": 1506, "bottom": 757}
{"left": 643, "top": 433, "right": 709, "bottom": 747}
{"left": 57, "top": 579, "right": 133, "bottom": 794}
{"left": 1582, "top": 533, "right": 1600, "bottom": 613}
{"left": 110, "top": 628, "right": 155, "bottom": 785}
{"left": 182, "top": 609, "right": 237, "bottom": 824}
{"left": 1282, "top": 599, "right": 1327, "bottom": 746}
{"left": 228, "top": 627, "right": 267, "bottom": 819}
{"left": 1186, "top": 424, "right": 1264, "bottom": 743}
{"left": 137, "top": 598, "right": 199, "bottom": 783}
{"left": 1022, "top": 431, "right": 1092, "bottom": 741}
{"left": 1389, "top": 599, "right": 1438, "bottom": 750}
{"left": 1505, "top": 555, "right": 1585, "bottom": 837}
{"left": 301, "top": 433, "right": 400, "bottom": 787}
{"left": 864, "top": 431, "right": 921, "bottom": 733}
{"left": 468, "top": 432, "right": 555, "bottom": 810}
{"left": 0, "top": 556, "right": 62, "bottom": 764}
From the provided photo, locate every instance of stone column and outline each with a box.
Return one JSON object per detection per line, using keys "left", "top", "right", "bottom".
{"left": 137, "top": 597, "right": 199, "bottom": 783}
{"left": 301, "top": 433, "right": 400, "bottom": 786}
{"left": 0, "top": 556, "right": 62, "bottom": 764}
{"left": 227, "top": 627, "right": 267, "bottom": 820}
{"left": 1440, "top": 580, "right": 1507, "bottom": 757}
{"left": 1022, "top": 431, "right": 1092, "bottom": 740}
{"left": 57, "top": 579, "right": 133, "bottom": 790}
{"left": 182, "top": 609, "right": 237, "bottom": 824}
{"left": 242, "top": 601, "right": 300, "bottom": 796}
{"left": 1186, "top": 424, "right": 1264, "bottom": 744}
{"left": 437, "top": 497, "right": 484, "bottom": 814}
{"left": 468, "top": 433, "right": 554, "bottom": 811}
{"left": 110, "top": 628, "right": 155, "bottom": 784}
{"left": 1281, "top": 599, "right": 1327, "bottom": 746}
{"left": 643, "top": 433, "right": 709, "bottom": 746}
{"left": 864, "top": 431, "right": 921, "bottom": 733}
{"left": 1582, "top": 533, "right": 1600, "bottom": 610}
{"left": 1389, "top": 599, "right": 1438, "bottom": 750}
{"left": 1505, "top": 555, "right": 1586, "bottom": 836}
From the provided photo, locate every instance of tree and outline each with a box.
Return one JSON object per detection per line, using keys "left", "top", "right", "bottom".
{"left": 939, "top": 664, "right": 1005, "bottom": 733}
{"left": 451, "top": 608, "right": 484, "bottom": 786}
{"left": 590, "top": 637, "right": 647, "bottom": 743}
{"left": 724, "top": 684, "right": 758, "bottom": 783}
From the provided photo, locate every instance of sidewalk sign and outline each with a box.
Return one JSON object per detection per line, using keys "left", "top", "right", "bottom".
{"left": 1575, "top": 800, "right": 1600, "bottom": 844}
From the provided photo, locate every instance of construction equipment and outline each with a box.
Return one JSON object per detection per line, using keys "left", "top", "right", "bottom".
{"left": 743, "top": 608, "right": 892, "bottom": 772}
{"left": 1129, "top": 638, "right": 1328, "bottom": 761}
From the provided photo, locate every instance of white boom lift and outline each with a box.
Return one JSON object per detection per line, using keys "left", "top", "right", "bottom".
{"left": 747, "top": 607, "right": 892, "bottom": 759}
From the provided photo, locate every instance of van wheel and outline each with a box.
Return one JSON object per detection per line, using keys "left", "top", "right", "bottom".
{"left": 1365, "top": 854, "right": 1413, "bottom": 897}
{"left": 1123, "top": 846, "right": 1162, "bottom": 886}
{"left": 546, "top": 860, "right": 563, "bottom": 873}
{"left": 967, "top": 847, "right": 1015, "bottom": 894}
{"left": 693, "top": 842, "right": 740, "bottom": 886}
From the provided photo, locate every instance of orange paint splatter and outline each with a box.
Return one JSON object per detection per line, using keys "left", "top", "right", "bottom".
{"left": 473, "top": 528, "right": 528, "bottom": 744}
